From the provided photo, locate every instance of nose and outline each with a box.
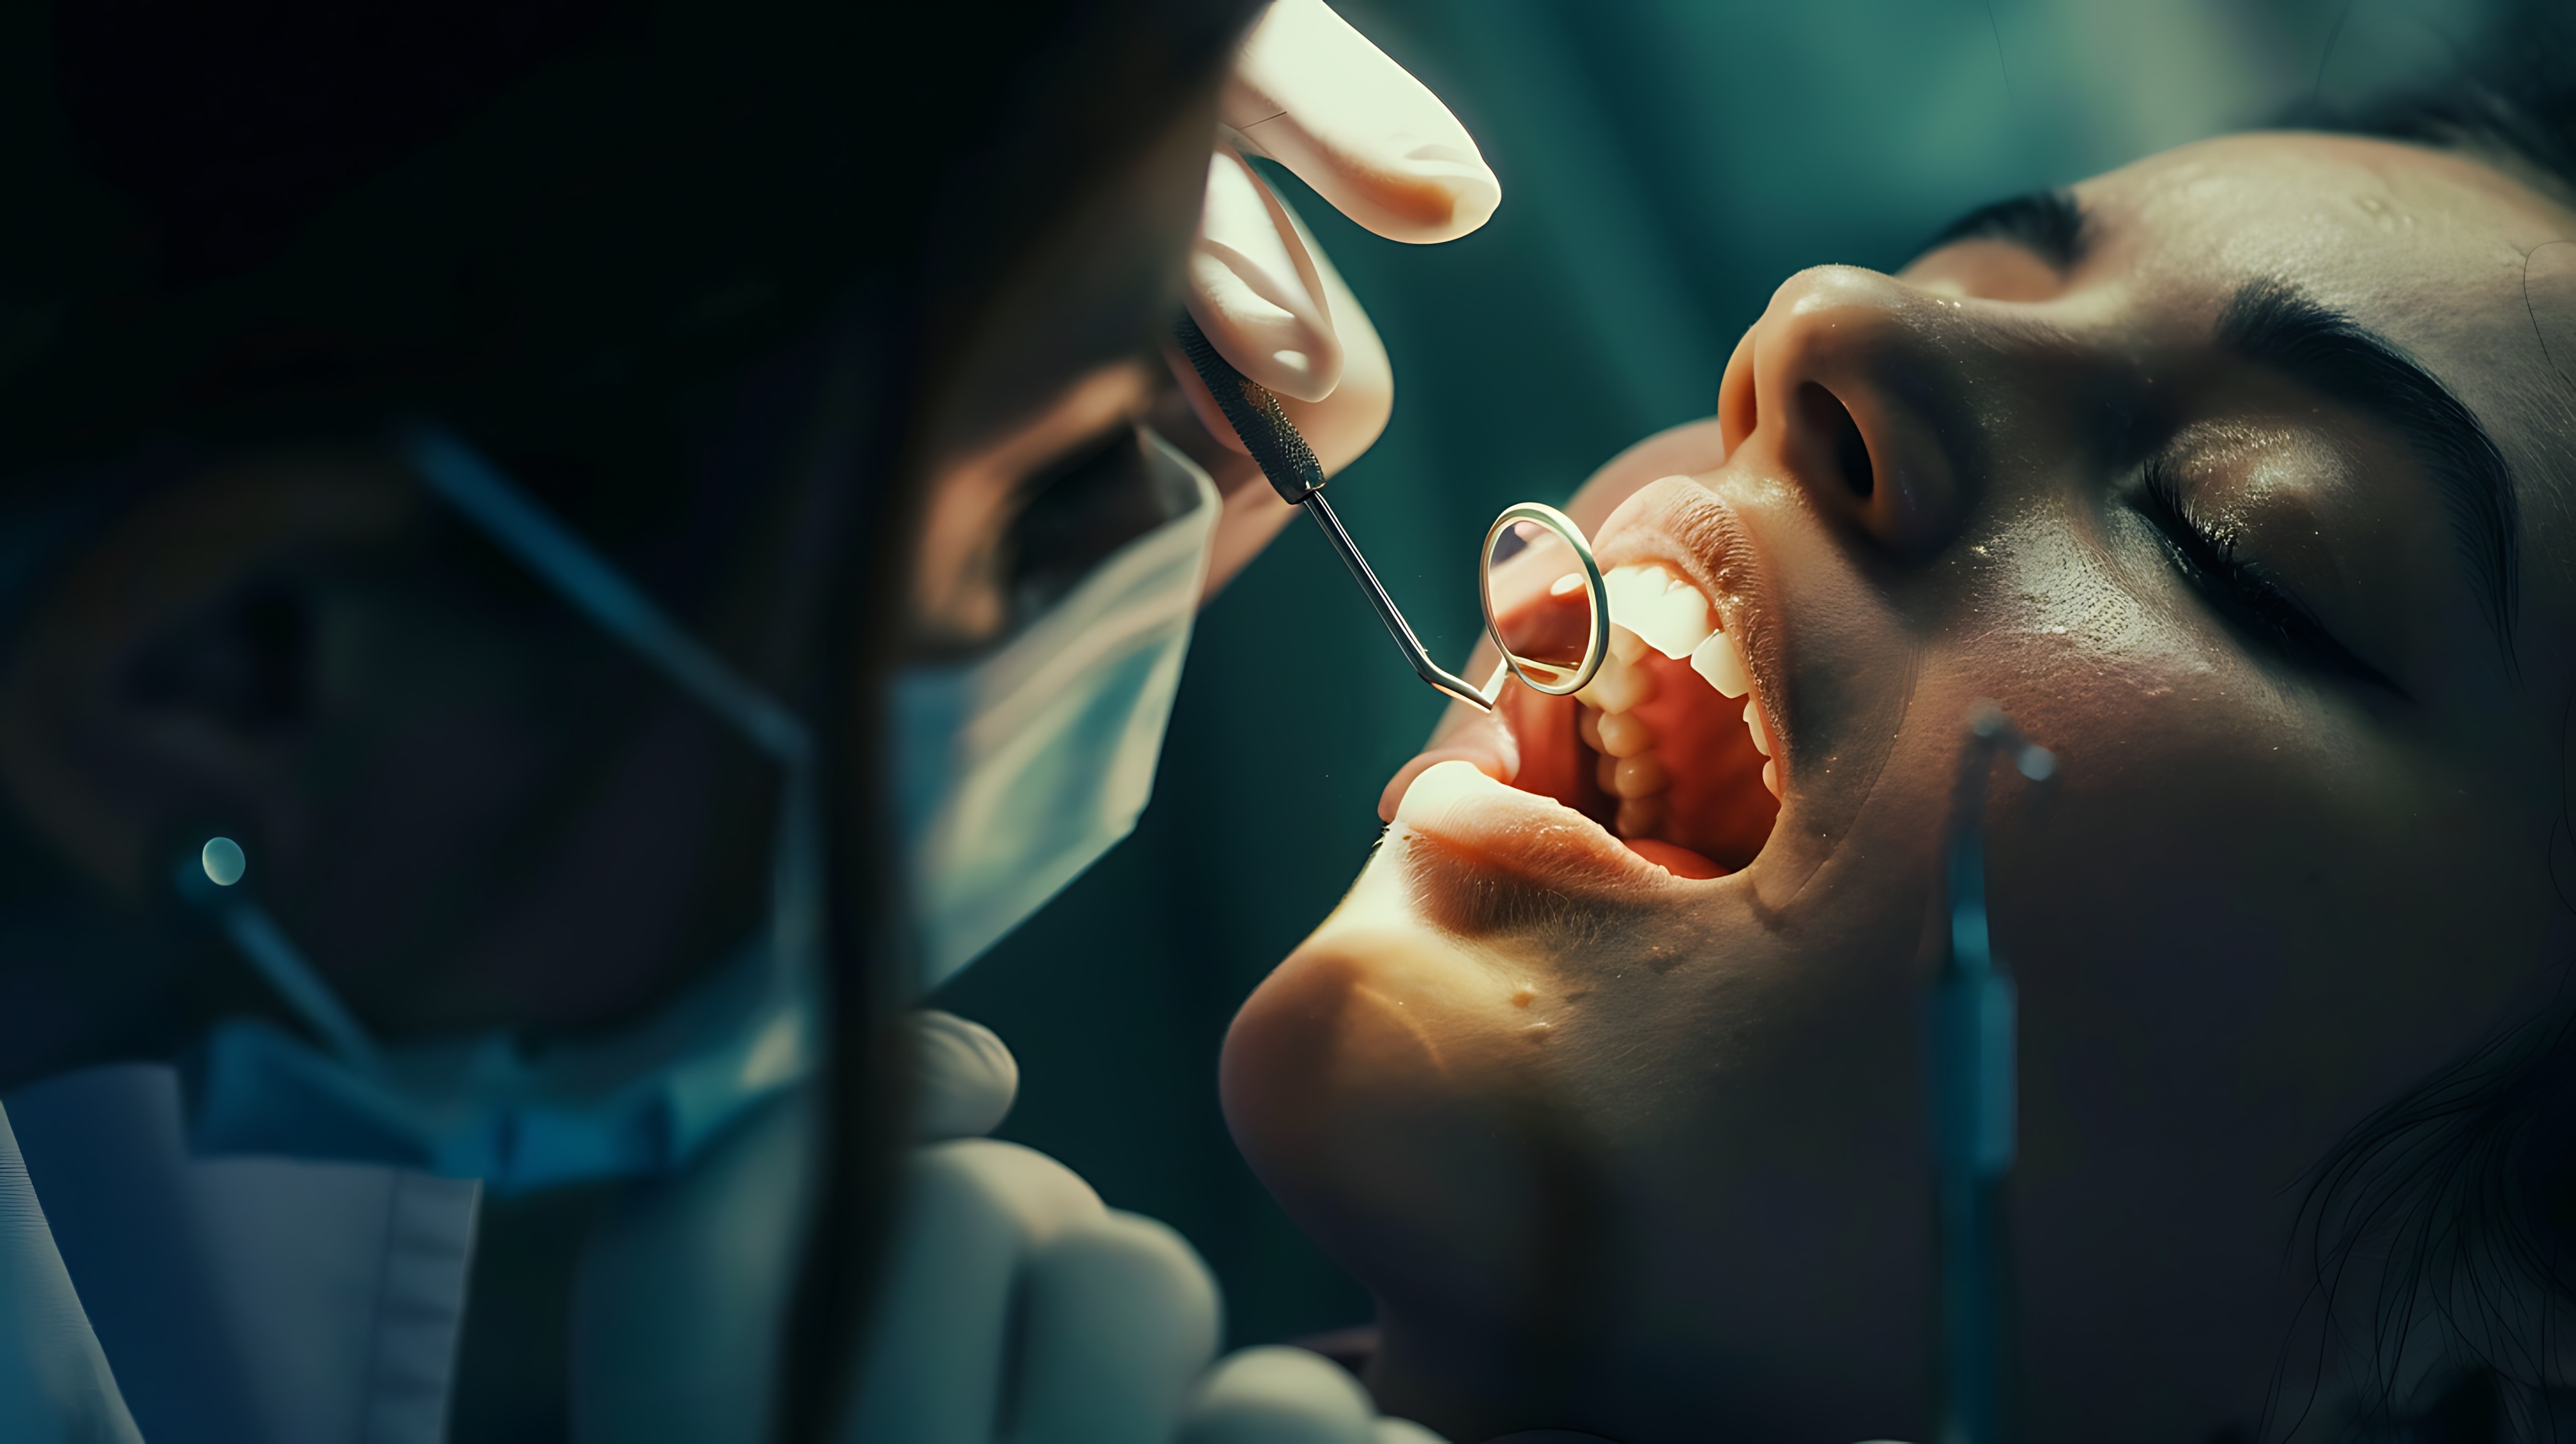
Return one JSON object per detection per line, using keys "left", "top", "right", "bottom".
{"left": 1717, "top": 265, "right": 2004, "bottom": 558}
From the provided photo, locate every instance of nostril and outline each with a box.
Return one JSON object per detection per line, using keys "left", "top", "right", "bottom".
{"left": 1797, "top": 383, "right": 1874, "bottom": 500}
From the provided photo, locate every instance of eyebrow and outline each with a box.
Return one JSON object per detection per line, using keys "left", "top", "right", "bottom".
{"left": 2216, "top": 277, "right": 2521, "bottom": 655}
{"left": 1922, "top": 189, "right": 2089, "bottom": 270}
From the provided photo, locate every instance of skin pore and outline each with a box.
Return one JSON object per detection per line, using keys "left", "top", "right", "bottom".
{"left": 1223, "top": 132, "right": 2576, "bottom": 1443}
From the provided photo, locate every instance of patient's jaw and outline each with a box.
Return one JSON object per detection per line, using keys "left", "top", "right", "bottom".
{"left": 1223, "top": 133, "right": 2576, "bottom": 1444}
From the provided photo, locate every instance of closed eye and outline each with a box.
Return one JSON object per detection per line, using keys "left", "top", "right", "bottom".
{"left": 2138, "top": 460, "right": 2410, "bottom": 701}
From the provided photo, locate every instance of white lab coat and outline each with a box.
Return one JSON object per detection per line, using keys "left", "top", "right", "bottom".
{"left": 1, "top": 1066, "right": 478, "bottom": 1443}
{"left": 0, "top": 1059, "right": 812, "bottom": 1443}
{"left": 0, "top": 1084, "right": 141, "bottom": 1443}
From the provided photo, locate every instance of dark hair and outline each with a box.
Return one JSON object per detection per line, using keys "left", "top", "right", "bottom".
{"left": 2279, "top": 14, "right": 2576, "bottom": 1438}
{"left": 2280, "top": 987, "right": 2576, "bottom": 1438}
{"left": 1, "top": 3, "right": 1261, "bottom": 1441}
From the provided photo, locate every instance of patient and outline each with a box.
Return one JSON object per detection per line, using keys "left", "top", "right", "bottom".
{"left": 1223, "top": 43, "right": 2576, "bottom": 1444}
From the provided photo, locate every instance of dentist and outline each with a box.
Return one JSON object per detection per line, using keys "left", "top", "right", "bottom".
{"left": 0, "top": 1, "right": 1493, "bottom": 1440}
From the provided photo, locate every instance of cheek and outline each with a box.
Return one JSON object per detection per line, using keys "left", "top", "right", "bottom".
{"left": 904, "top": 465, "right": 1016, "bottom": 647}
{"left": 1977, "top": 658, "right": 2545, "bottom": 1205}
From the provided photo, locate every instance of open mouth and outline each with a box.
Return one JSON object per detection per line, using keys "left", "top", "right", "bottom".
{"left": 1493, "top": 561, "right": 1782, "bottom": 879}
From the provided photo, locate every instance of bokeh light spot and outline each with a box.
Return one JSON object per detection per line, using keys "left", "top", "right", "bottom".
{"left": 201, "top": 836, "right": 246, "bottom": 887}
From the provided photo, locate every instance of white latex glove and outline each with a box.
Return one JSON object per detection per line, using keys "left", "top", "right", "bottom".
{"left": 860, "top": 1013, "right": 1451, "bottom": 1443}
{"left": 1178, "top": 0, "right": 1500, "bottom": 595}
{"left": 1181, "top": 1346, "right": 1450, "bottom": 1444}
{"left": 911, "top": 1007, "right": 1021, "bottom": 1142}
{"left": 845, "top": 1135, "right": 1221, "bottom": 1444}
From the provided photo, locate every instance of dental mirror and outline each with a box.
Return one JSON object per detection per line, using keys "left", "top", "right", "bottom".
{"left": 1170, "top": 315, "right": 1609, "bottom": 713}
{"left": 1480, "top": 503, "right": 1606, "bottom": 696}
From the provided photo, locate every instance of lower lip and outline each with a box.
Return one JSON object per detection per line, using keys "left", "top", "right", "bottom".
{"left": 1390, "top": 759, "right": 1701, "bottom": 889}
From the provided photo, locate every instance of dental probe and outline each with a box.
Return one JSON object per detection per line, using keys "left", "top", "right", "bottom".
{"left": 1171, "top": 315, "right": 1498, "bottom": 711}
{"left": 1931, "top": 704, "right": 2054, "bottom": 1444}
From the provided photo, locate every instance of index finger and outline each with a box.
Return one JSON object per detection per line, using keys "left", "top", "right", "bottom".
{"left": 1223, "top": 0, "right": 1499, "bottom": 243}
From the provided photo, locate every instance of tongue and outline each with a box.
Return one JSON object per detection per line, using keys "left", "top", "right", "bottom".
{"left": 1496, "top": 674, "right": 1591, "bottom": 804}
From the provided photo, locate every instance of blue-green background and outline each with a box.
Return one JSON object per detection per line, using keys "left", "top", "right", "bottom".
{"left": 935, "top": 0, "right": 2515, "bottom": 1347}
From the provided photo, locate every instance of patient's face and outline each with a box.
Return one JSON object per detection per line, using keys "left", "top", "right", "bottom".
{"left": 1223, "top": 133, "right": 2576, "bottom": 1443}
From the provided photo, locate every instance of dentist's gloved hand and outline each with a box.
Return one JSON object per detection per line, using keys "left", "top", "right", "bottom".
{"left": 1174, "top": 0, "right": 1500, "bottom": 595}
{"left": 852, "top": 1012, "right": 1447, "bottom": 1443}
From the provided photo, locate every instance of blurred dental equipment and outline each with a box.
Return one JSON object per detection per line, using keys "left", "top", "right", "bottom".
{"left": 1930, "top": 703, "right": 2053, "bottom": 1444}
{"left": 1172, "top": 315, "right": 1607, "bottom": 710}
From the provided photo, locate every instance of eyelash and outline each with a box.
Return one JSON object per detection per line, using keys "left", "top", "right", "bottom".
{"left": 2137, "top": 459, "right": 2409, "bottom": 699}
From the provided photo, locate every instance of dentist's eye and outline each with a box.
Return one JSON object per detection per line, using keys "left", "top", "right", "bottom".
{"left": 2137, "top": 458, "right": 2409, "bottom": 700}
{"left": 1005, "top": 423, "right": 1164, "bottom": 623}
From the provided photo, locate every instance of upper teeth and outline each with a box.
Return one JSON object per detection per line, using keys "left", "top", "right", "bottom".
{"left": 1573, "top": 635, "right": 1655, "bottom": 714}
{"left": 1603, "top": 563, "right": 1714, "bottom": 659}
{"left": 1574, "top": 563, "right": 1781, "bottom": 840}
{"left": 1690, "top": 628, "right": 1750, "bottom": 698}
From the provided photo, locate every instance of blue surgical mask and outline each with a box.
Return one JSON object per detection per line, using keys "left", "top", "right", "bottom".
{"left": 178, "top": 423, "right": 822, "bottom": 1194}
{"left": 893, "top": 430, "right": 1218, "bottom": 990}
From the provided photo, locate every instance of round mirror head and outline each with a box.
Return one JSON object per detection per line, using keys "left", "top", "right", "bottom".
{"left": 1479, "top": 503, "right": 1605, "bottom": 696}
